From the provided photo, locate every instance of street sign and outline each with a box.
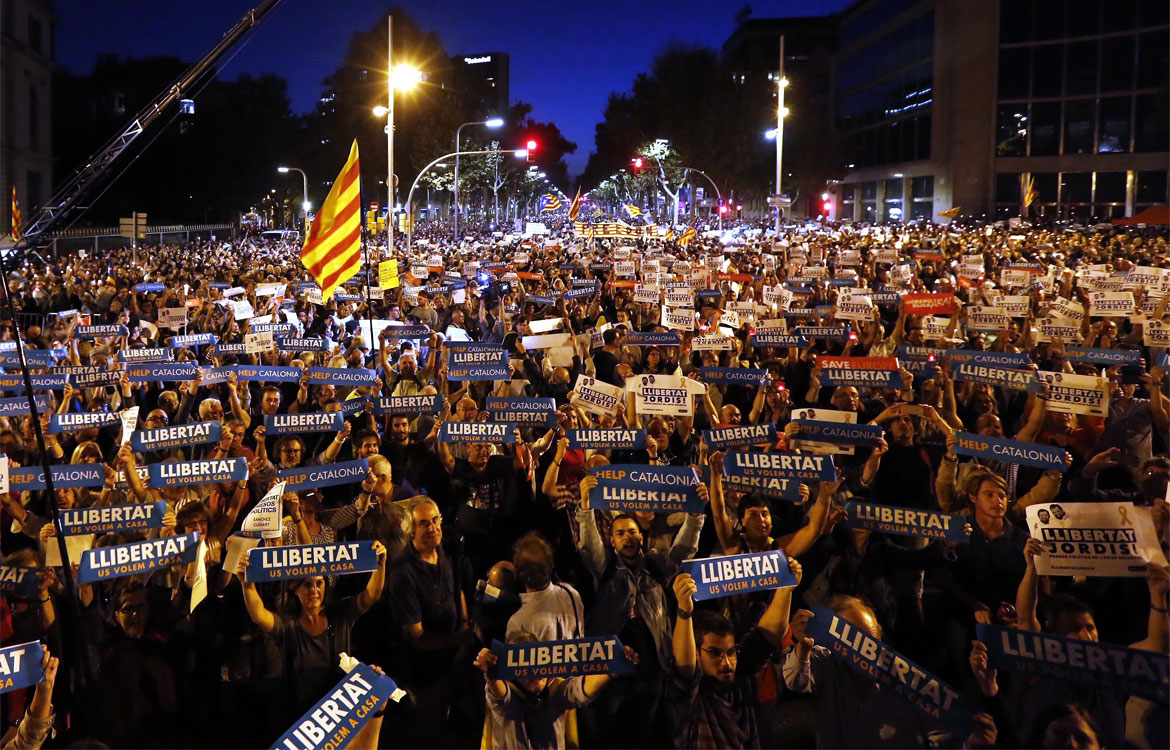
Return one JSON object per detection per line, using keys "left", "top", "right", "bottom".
{"left": 120, "top": 212, "right": 147, "bottom": 239}
{"left": 369, "top": 202, "right": 380, "bottom": 211}
{"left": 768, "top": 195, "right": 792, "bottom": 208}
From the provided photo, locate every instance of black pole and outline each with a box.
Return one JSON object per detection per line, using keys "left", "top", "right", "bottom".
{"left": 0, "top": 262, "right": 94, "bottom": 693}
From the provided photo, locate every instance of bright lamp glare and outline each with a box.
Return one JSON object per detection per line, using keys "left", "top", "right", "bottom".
{"left": 514, "top": 149, "right": 528, "bottom": 158}
{"left": 277, "top": 166, "right": 290, "bottom": 173}
{"left": 303, "top": 201, "right": 312, "bottom": 211}
{"left": 764, "top": 129, "right": 777, "bottom": 140}
{"left": 485, "top": 118, "right": 505, "bottom": 128}
{"left": 391, "top": 65, "right": 422, "bottom": 90}
{"left": 372, "top": 105, "right": 389, "bottom": 117}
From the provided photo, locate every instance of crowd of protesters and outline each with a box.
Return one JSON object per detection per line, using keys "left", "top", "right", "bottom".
{"left": 0, "top": 215, "right": 1165, "bottom": 749}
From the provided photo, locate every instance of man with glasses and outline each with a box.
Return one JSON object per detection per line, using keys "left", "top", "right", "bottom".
{"left": 668, "top": 561, "right": 801, "bottom": 749}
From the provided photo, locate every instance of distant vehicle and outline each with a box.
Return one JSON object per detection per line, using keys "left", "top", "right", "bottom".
{"left": 260, "top": 229, "right": 300, "bottom": 242}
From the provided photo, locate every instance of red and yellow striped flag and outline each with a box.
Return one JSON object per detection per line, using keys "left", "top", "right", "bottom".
{"left": 1021, "top": 174, "right": 1038, "bottom": 208}
{"left": 937, "top": 206, "right": 961, "bottom": 219}
{"left": 302, "top": 140, "right": 361, "bottom": 300}
{"left": 10, "top": 187, "right": 22, "bottom": 241}
{"left": 679, "top": 225, "right": 696, "bottom": 247}
{"left": 568, "top": 187, "right": 582, "bottom": 221}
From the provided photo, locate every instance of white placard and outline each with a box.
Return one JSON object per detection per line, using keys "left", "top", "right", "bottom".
{"left": 0, "top": 455, "right": 8, "bottom": 495}
{"left": 1088, "top": 291, "right": 1135, "bottom": 317}
{"left": 526, "top": 318, "right": 563, "bottom": 334}
{"left": 255, "top": 283, "right": 287, "bottom": 298}
{"left": 244, "top": 332, "right": 275, "bottom": 354}
{"left": 120, "top": 406, "right": 139, "bottom": 446}
{"left": 570, "top": 374, "right": 625, "bottom": 417}
{"left": 1026, "top": 503, "right": 1166, "bottom": 578}
{"left": 662, "top": 307, "right": 696, "bottom": 332}
{"left": 242, "top": 481, "right": 284, "bottom": 538}
{"left": 692, "top": 335, "right": 733, "bottom": 351}
{"left": 159, "top": 306, "right": 188, "bottom": 330}
{"left": 522, "top": 333, "right": 571, "bottom": 350}
{"left": 1036, "top": 371, "right": 1109, "bottom": 417}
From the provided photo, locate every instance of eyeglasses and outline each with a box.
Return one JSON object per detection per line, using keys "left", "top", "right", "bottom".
{"left": 700, "top": 646, "right": 739, "bottom": 662}
{"left": 415, "top": 516, "right": 442, "bottom": 530}
{"left": 281, "top": 447, "right": 303, "bottom": 454}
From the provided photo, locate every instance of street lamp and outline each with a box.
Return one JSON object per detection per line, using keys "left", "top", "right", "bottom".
{"left": 276, "top": 166, "right": 309, "bottom": 232}
{"left": 773, "top": 35, "right": 788, "bottom": 236}
{"left": 379, "top": 15, "right": 421, "bottom": 260}
{"left": 454, "top": 118, "right": 504, "bottom": 239}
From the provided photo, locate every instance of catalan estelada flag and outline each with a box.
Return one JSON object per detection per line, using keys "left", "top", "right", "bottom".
{"left": 539, "top": 194, "right": 561, "bottom": 213}
{"left": 623, "top": 203, "right": 641, "bottom": 217}
{"left": 937, "top": 206, "right": 961, "bottom": 219}
{"left": 302, "top": 140, "right": 361, "bottom": 301}
{"left": 10, "top": 187, "right": 22, "bottom": 241}
{"left": 567, "top": 187, "right": 582, "bottom": 221}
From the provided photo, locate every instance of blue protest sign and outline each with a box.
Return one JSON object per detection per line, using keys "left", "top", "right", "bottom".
{"left": 587, "top": 464, "right": 703, "bottom": 513}
{"left": 438, "top": 421, "right": 517, "bottom": 444}
{"left": 169, "top": 333, "right": 217, "bottom": 348}
{"left": 0, "top": 566, "right": 40, "bottom": 598}
{"left": 48, "top": 411, "right": 120, "bottom": 434}
{"left": 527, "top": 294, "right": 557, "bottom": 306}
{"left": 0, "top": 350, "right": 63, "bottom": 368}
{"left": 126, "top": 362, "right": 200, "bottom": 382}
{"left": 700, "top": 367, "right": 768, "bottom": 386}
{"left": 338, "top": 396, "right": 369, "bottom": 417}
{"left": 624, "top": 332, "right": 681, "bottom": 347}
{"left": 200, "top": 366, "right": 233, "bottom": 384}
{"left": 76, "top": 532, "right": 200, "bottom": 584}
{"left": 444, "top": 340, "right": 504, "bottom": 350}
{"left": 131, "top": 420, "right": 222, "bottom": 452}
{"left": 795, "top": 325, "right": 851, "bottom": 341}
{"left": 942, "top": 349, "right": 1031, "bottom": 367}
{"left": 486, "top": 397, "right": 556, "bottom": 428}
{"left": 333, "top": 292, "right": 362, "bottom": 302}
{"left": 146, "top": 457, "right": 248, "bottom": 488}
{"left": 290, "top": 280, "right": 317, "bottom": 291}
{"left": 120, "top": 347, "right": 172, "bottom": 363}
{"left": 270, "top": 663, "right": 399, "bottom": 750}
{"left": 953, "top": 432, "right": 1067, "bottom": 471}
{"left": 720, "top": 474, "right": 807, "bottom": 502}
{"left": 372, "top": 395, "right": 444, "bottom": 416}
{"left": 67, "top": 368, "right": 122, "bottom": 389}
{"left": 564, "top": 287, "right": 594, "bottom": 300}
{"left": 214, "top": 342, "right": 249, "bottom": 355}
{"left": 488, "top": 637, "right": 636, "bottom": 681}
{"left": 566, "top": 428, "right": 647, "bottom": 450}
{"left": 804, "top": 605, "right": 970, "bottom": 730}
{"left": 278, "top": 459, "right": 369, "bottom": 493}
{"left": 722, "top": 450, "right": 835, "bottom": 482}
{"left": 380, "top": 326, "right": 432, "bottom": 340}
{"left": 1065, "top": 347, "right": 1141, "bottom": 365}
{"left": 276, "top": 337, "right": 332, "bottom": 352}
{"left": 265, "top": 411, "right": 345, "bottom": 435}
{"left": 749, "top": 331, "right": 808, "bottom": 348}
{"left": 0, "top": 642, "right": 44, "bottom": 695}
{"left": 245, "top": 541, "right": 379, "bottom": 582}
{"left": 236, "top": 365, "right": 302, "bottom": 382}
{"left": 0, "top": 394, "right": 52, "bottom": 418}
{"left": 206, "top": 281, "right": 231, "bottom": 289}
{"left": 446, "top": 349, "right": 509, "bottom": 381}
{"left": 818, "top": 362, "right": 901, "bottom": 388}
{"left": 953, "top": 362, "right": 1042, "bottom": 392}
{"left": 251, "top": 323, "right": 295, "bottom": 336}
{"left": 897, "top": 346, "right": 945, "bottom": 361}
{"left": 976, "top": 623, "right": 1168, "bottom": 703}
{"left": 702, "top": 423, "right": 777, "bottom": 451}
{"left": 60, "top": 501, "right": 168, "bottom": 536}
{"left": 844, "top": 502, "right": 970, "bottom": 543}
{"left": 684, "top": 549, "right": 797, "bottom": 601}
{"left": 307, "top": 367, "right": 378, "bottom": 387}
{"left": 0, "top": 374, "right": 67, "bottom": 391}
{"left": 792, "top": 420, "right": 884, "bottom": 447}
{"left": 10, "top": 464, "right": 105, "bottom": 491}
{"left": 134, "top": 283, "right": 165, "bottom": 293}
{"left": 76, "top": 324, "right": 128, "bottom": 339}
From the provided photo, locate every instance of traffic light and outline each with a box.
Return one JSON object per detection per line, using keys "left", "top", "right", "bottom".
{"left": 718, "top": 203, "right": 728, "bottom": 215}
{"left": 632, "top": 157, "right": 643, "bottom": 173}
{"left": 526, "top": 139, "right": 537, "bottom": 163}
{"left": 821, "top": 191, "right": 832, "bottom": 215}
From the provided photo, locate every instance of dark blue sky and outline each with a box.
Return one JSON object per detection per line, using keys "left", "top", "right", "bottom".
{"left": 56, "top": 0, "right": 848, "bottom": 175}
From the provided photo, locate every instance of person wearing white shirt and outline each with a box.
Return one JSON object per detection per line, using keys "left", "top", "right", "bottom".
{"left": 506, "top": 531, "right": 585, "bottom": 642}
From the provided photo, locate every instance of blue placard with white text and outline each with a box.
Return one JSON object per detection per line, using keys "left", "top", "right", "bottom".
{"left": 0, "top": 642, "right": 44, "bottom": 695}
{"left": 277, "top": 459, "right": 369, "bottom": 493}
{"left": 587, "top": 464, "right": 703, "bottom": 513}
{"left": 146, "top": 458, "right": 247, "bottom": 488}
{"left": 269, "top": 663, "right": 398, "bottom": 750}
{"left": 952, "top": 432, "right": 1066, "bottom": 471}
{"left": 844, "top": 501, "right": 970, "bottom": 543}
{"left": 264, "top": 411, "right": 345, "bottom": 435}
{"left": 488, "top": 637, "right": 635, "bottom": 681}
{"left": 683, "top": 549, "right": 796, "bottom": 601}
{"left": 245, "top": 541, "right": 379, "bottom": 582}
{"left": 306, "top": 367, "right": 378, "bottom": 387}
{"left": 131, "top": 420, "right": 221, "bottom": 452}
{"left": 76, "top": 532, "right": 200, "bottom": 584}
{"left": 60, "top": 501, "right": 168, "bottom": 536}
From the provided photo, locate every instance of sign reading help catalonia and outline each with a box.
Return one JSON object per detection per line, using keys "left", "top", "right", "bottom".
{"left": 587, "top": 464, "right": 703, "bottom": 513}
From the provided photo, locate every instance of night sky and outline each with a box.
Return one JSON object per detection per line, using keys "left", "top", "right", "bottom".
{"left": 56, "top": 0, "right": 848, "bottom": 176}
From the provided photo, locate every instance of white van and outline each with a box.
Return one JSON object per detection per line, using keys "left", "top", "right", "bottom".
{"left": 260, "top": 229, "right": 300, "bottom": 242}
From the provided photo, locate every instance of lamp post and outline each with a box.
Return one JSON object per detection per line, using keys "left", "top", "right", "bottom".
{"left": 374, "top": 16, "right": 421, "bottom": 261}
{"left": 407, "top": 147, "right": 527, "bottom": 252}
{"left": 774, "top": 35, "right": 788, "bottom": 236}
{"left": 679, "top": 167, "right": 723, "bottom": 231}
{"left": 276, "top": 166, "right": 309, "bottom": 232}
{"left": 454, "top": 118, "right": 504, "bottom": 240}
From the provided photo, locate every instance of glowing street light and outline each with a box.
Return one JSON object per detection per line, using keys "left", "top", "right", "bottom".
{"left": 455, "top": 117, "right": 506, "bottom": 236}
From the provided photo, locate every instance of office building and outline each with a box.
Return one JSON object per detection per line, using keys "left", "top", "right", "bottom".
{"left": 1, "top": 0, "right": 53, "bottom": 240}
{"left": 453, "top": 51, "right": 509, "bottom": 118}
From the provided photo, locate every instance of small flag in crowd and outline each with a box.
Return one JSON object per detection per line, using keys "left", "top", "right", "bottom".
{"left": 623, "top": 203, "right": 641, "bottom": 217}
{"left": 937, "top": 206, "right": 961, "bottom": 219}
{"left": 10, "top": 187, "right": 21, "bottom": 241}
{"left": 539, "top": 194, "right": 561, "bottom": 213}
{"left": 664, "top": 228, "right": 675, "bottom": 242}
{"left": 679, "top": 224, "right": 696, "bottom": 247}
{"left": 592, "top": 206, "right": 604, "bottom": 217}
{"left": 568, "top": 187, "right": 582, "bottom": 221}
{"left": 301, "top": 140, "right": 361, "bottom": 301}
{"left": 1022, "top": 174, "right": 1038, "bottom": 208}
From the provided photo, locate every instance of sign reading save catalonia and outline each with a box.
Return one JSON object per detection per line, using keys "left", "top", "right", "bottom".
{"left": 721, "top": 450, "right": 836, "bottom": 482}
{"left": 683, "top": 549, "right": 797, "bottom": 601}
{"left": 77, "top": 532, "right": 200, "bottom": 584}
{"left": 587, "top": 464, "right": 703, "bottom": 513}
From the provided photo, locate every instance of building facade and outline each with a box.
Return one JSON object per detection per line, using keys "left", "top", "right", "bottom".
{"left": 833, "top": 0, "right": 1168, "bottom": 222}
{"left": 452, "top": 51, "right": 509, "bottom": 118}
{"left": 0, "top": 0, "right": 53, "bottom": 241}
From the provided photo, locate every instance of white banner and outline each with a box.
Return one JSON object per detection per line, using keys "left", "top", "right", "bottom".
{"left": 1036, "top": 371, "right": 1109, "bottom": 417}
{"left": 1089, "top": 291, "right": 1135, "bottom": 317}
{"left": 1026, "top": 502, "right": 1166, "bottom": 578}
{"left": 966, "top": 306, "right": 1008, "bottom": 332}
{"left": 570, "top": 374, "right": 625, "bottom": 417}
{"left": 159, "top": 306, "right": 188, "bottom": 330}
{"left": 662, "top": 307, "right": 695, "bottom": 332}
{"left": 629, "top": 373, "right": 702, "bottom": 417}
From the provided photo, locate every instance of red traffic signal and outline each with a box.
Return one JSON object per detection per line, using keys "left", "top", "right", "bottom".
{"left": 632, "top": 157, "right": 643, "bottom": 172}
{"left": 526, "top": 139, "right": 537, "bottom": 162}
{"left": 822, "top": 200, "right": 832, "bottom": 214}
{"left": 718, "top": 204, "right": 728, "bottom": 215}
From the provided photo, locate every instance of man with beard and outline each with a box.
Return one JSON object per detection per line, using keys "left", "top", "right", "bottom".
{"left": 383, "top": 413, "right": 446, "bottom": 499}
{"left": 863, "top": 403, "right": 949, "bottom": 511}
{"left": 667, "top": 558, "right": 801, "bottom": 749}
{"left": 574, "top": 475, "right": 703, "bottom": 747}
